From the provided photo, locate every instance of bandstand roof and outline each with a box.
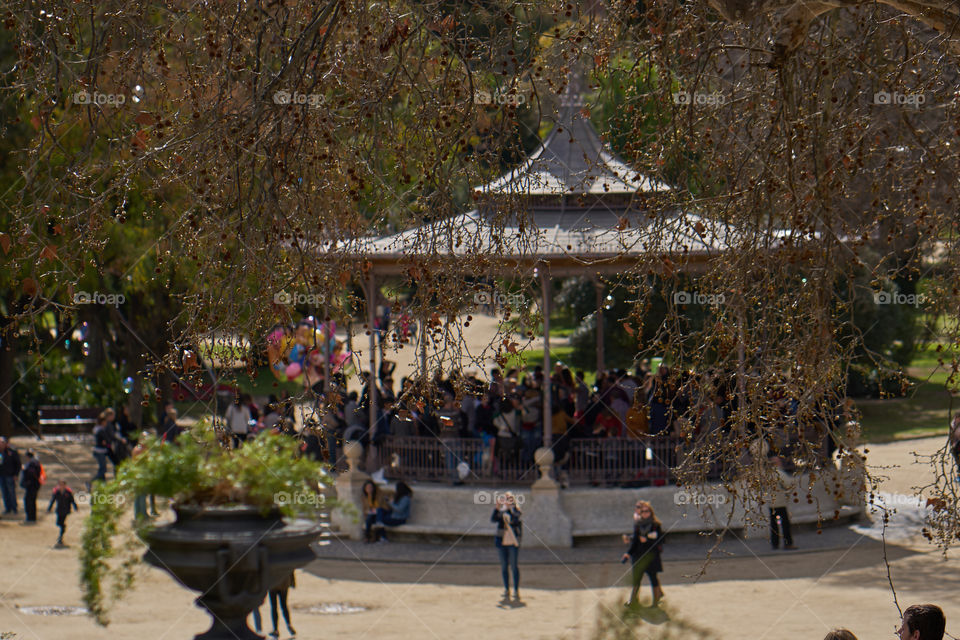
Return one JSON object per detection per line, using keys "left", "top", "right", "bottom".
{"left": 327, "top": 74, "right": 789, "bottom": 276}
{"left": 473, "top": 73, "right": 671, "bottom": 197}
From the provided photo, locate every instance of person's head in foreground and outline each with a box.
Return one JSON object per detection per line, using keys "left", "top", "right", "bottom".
{"left": 823, "top": 629, "right": 857, "bottom": 640}
{"left": 897, "top": 604, "right": 945, "bottom": 640}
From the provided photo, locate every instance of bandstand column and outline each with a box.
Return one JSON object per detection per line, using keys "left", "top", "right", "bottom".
{"left": 323, "top": 304, "right": 331, "bottom": 392}
{"left": 594, "top": 276, "right": 605, "bottom": 374}
{"left": 541, "top": 265, "right": 552, "bottom": 449}
{"left": 419, "top": 307, "right": 428, "bottom": 379}
{"left": 366, "top": 274, "right": 378, "bottom": 439}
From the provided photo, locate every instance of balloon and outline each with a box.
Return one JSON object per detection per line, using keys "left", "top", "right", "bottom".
{"left": 332, "top": 351, "right": 352, "bottom": 374}
{"left": 267, "top": 329, "right": 285, "bottom": 346}
{"left": 289, "top": 344, "right": 304, "bottom": 364}
{"left": 285, "top": 362, "right": 302, "bottom": 380}
{"left": 266, "top": 326, "right": 295, "bottom": 381}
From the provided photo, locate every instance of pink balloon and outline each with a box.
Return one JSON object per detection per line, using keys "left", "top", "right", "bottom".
{"left": 285, "top": 362, "right": 302, "bottom": 380}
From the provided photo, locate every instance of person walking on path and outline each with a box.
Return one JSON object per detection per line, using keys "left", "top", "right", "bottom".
{"left": 897, "top": 604, "right": 945, "bottom": 640}
{"left": 20, "top": 450, "right": 42, "bottom": 524}
{"left": 46, "top": 479, "right": 78, "bottom": 547}
{"left": 622, "top": 500, "right": 665, "bottom": 607}
{"left": 491, "top": 492, "right": 522, "bottom": 603}
{"left": 0, "top": 437, "right": 22, "bottom": 515}
{"left": 767, "top": 455, "right": 797, "bottom": 550}
{"left": 268, "top": 572, "right": 296, "bottom": 638}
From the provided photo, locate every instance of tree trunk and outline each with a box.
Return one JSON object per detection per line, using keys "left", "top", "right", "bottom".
{"left": 0, "top": 309, "right": 14, "bottom": 438}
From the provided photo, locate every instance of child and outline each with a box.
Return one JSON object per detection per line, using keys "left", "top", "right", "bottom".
{"left": 47, "top": 480, "right": 78, "bottom": 547}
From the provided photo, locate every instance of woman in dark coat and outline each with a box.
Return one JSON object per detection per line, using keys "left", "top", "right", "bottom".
{"left": 621, "top": 499, "right": 665, "bottom": 606}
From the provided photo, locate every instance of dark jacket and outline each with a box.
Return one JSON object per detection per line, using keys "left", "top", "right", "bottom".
{"left": 0, "top": 446, "right": 22, "bottom": 476}
{"left": 160, "top": 416, "right": 183, "bottom": 443}
{"left": 627, "top": 519, "right": 664, "bottom": 572}
{"left": 20, "top": 458, "right": 41, "bottom": 491}
{"left": 93, "top": 425, "right": 113, "bottom": 454}
{"left": 48, "top": 487, "right": 78, "bottom": 516}
{"left": 491, "top": 506, "right": 522, "bottom": 547}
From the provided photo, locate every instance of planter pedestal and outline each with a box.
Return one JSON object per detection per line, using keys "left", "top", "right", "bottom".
{"left": 144, "top": 505, "right": 322, "bottom": 640}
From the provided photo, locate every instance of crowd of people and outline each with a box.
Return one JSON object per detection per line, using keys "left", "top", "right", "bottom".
{"left": 0, "top": 378, "right": 951, "bottom": 638}
{"left": 311, "top": 361, "right": 854, "bottom": 484}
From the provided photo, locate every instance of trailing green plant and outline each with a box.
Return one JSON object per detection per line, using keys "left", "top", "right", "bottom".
{"left": 80, "top": 421, "right": 334, "bottom": 626}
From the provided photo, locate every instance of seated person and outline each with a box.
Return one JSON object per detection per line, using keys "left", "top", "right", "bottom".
{"left": 374, "top": 481, "right": 413, "bottom": 540}
{"left": 361, "top": 480, "right": 383, "bottom": 543}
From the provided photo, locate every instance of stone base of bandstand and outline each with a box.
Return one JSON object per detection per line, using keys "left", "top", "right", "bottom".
{"left": 332, "top": 444, "right": 865, "bottom": 548}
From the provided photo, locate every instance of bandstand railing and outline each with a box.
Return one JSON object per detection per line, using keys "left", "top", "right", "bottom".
{"left": 375, "top": 435, "right": 724, "bottom": 486}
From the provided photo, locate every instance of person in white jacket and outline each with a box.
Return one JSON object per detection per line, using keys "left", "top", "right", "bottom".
{"left": 224, "top": 397, "right": 252, "bottom": 447}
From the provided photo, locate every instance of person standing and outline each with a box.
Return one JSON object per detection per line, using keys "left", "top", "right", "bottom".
{"left": 20, "top": 450, "right": 42, "bottom": 524}
{"left": 0, "top": 437, "right": 22, "bottom": 515}
{"left": 949, "top": 414, "right": 960, "bottom": 479}
{"left": 267, "top": 572, "right": 296, "bottom": 638}
{"left": 897, "top": 604, "right": 945, "bottom": 640}
{"left": 622, "top": 500, "right": 665, "bottom": 606}
{"left": 224, "top": 396, "right": 252, "bottom": 447}
{"left": 91, "top": 416, "right": 113, "bottom": 484}
{"left": 767, "top": 455, "right": 797, "bottom": 550}
{"left": 46, "top": 479, "right": 78, "bottom": 547}
{"left": 491, "top": 493, "right": 522, "bottom": 602}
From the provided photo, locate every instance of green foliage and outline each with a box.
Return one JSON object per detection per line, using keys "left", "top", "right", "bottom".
{"left": 590, "top": 601, "right": 716, "bottom": 640}
{"left": 14, "top": 349, "right": 127, "bottom": 425}
{"left": 559, "top": 276, "right": 712, "bottom": 371}
{"left": 80, "top": 423, "right": 334, "bottom": 626}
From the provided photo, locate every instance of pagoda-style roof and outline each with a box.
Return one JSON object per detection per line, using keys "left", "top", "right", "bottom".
{"left": 319, "top": 71, "right": 796, "bottom": 275}
{"left": 341, "top": 207, "right": 743, "bottom": 276}
{"left": 475, "top": 74, "right": 671, "bottom": 197}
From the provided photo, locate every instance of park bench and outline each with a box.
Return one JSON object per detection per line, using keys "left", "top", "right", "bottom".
{"left": 36, "top": 405, "right": 101, "bottom": 437}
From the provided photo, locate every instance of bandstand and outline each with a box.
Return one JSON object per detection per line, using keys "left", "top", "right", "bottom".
{"left": 324, "top": 74, "right": 865, "bottom": 547}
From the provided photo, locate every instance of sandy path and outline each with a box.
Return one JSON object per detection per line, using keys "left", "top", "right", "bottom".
{"left": 0, "top": 436, "right": 956, "bottom": 640}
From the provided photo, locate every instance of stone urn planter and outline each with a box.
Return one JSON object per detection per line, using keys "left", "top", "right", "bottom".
{"left": 144, "top": 504, "right": 322, "bottom": 640}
